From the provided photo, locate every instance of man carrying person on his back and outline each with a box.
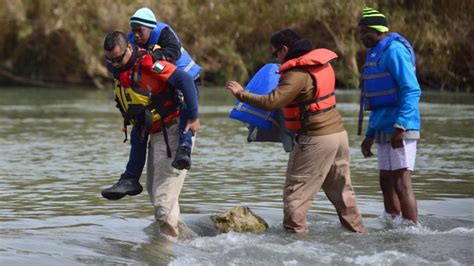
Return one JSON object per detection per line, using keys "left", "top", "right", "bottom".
{"left": 358, "top": 7, "right": 421, "bottom": 223}
{"left": 103, "top": 31, "right": 199, "bottom": 239}
{"left": 102, "top": 7, "right": 202, "bottom": 199}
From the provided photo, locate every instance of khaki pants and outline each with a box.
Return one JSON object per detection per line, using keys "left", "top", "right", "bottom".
{"left": 146, "top": 123, "right": 195, "bottom": 238}
{"left": 284, "top": 130, "right": 366, "bottom": 233}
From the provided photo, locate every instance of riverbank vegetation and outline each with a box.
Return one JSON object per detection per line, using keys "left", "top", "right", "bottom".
{"left": 0, "top": 0, "right": 472, "bottom": 91}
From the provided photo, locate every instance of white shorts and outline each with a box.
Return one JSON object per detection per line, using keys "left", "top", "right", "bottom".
{"left": 377, "top": 140, "right": 417, "bottom": 171}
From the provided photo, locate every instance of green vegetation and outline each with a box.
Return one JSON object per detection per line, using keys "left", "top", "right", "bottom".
{"left": 0, "top": 0, "right": 472, "bottom": 91}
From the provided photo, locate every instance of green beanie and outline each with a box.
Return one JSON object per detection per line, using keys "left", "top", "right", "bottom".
{"left": 358, "top": 7, "right": 389, "bottom": 33}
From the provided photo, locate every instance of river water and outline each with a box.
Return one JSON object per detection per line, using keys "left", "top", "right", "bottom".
{"left": 0, "top": 87, "right": 473, "bottom": 265}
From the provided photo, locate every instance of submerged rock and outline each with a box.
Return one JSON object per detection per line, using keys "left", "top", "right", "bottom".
{"left": 178, "top": 221, "right": 198, "bottom": 240}
{"left": 211, "top": 206, "right": 269, "bottom": 233}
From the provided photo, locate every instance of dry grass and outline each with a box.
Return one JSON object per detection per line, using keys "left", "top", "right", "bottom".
{"left": 0, "top": 0, "right": 472, "bottom": 91}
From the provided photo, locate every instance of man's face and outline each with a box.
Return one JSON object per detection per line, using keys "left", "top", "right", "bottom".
{"left": 131, "top": 26, "right": 152, "bottom": 47}
{"left": 358, "top": 25, "right": 381, "bottom": 48}
{"left": 105, "top": 44, "right": 131, "bottom": 68}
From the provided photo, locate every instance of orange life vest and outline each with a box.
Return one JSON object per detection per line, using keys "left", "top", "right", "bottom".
{"left": 280, "top": 49, "right": 338, "bottom": 132}
{"left": 117, "top": 51, "right": 180, "bottom": 134}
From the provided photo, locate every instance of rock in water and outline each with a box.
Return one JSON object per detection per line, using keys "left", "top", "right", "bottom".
{"left": 211, "top": 206, "right": 268, "bottom": 233}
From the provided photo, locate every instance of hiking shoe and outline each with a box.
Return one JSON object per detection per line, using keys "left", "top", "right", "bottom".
{"left": 171, "top": 145, "right": 192, "bottom": 170}
{"left": 101, "top": 173, "right": 143, "bottom": 200}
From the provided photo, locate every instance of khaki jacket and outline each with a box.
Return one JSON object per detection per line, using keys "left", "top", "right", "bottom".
{"left": 236, "top": 68, "right": 345, "bottom": 136}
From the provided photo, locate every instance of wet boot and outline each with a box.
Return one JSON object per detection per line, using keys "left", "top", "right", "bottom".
{"left": 171, "top": 145, "right": 191, "bottom": 170}
{"left": 101, "top": 173, "right": 143, "bottom": 200}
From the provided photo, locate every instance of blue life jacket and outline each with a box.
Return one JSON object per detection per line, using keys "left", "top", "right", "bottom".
{"left": 128, "top": 22, "right": 202, "bottom": 79}
{"left": 361, "top": 32, "right": 416, "bottom": 110}
{"left": 229, "top": 64, "right": 280, "bottom": 129}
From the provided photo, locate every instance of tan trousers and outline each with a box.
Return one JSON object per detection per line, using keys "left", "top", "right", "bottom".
{"left": 146, "top": 123, "right": 194, "bottom": 238}
{"left": 284, "top": 130, "right": 366, "bottom": 233}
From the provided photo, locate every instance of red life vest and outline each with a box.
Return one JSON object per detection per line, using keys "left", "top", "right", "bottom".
{"left": 280, "top": 49, "right": 338, "bottom": 132}
{"left": 117, "top": 52, "right": 180, "bottom": 134}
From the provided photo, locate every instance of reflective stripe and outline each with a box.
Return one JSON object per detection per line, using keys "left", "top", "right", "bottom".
{"left": 178, "top": 46, "right": 195, "bottom": 73}
{"left": 183, "top": 60, "right": 196, "bottom": 73}
{"left": 363, "top": 62, "right": 378, "bottom": 67}
{"left": 268, "top": 117, "right": 279, "bottom": 127}
{"left": 363, "top": 14, "right": 386, "bottom": 18}
{"left": 234, "top": 103, "right": 273, "bottom": 120}
{"left": 362, "top": 72, "right": 391, "bottom": 80}
{"left": 362, "top": 87, "right": 398, "bottom": 97}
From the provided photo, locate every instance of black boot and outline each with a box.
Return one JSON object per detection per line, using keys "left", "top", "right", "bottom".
{"left": 101, "top": 173, "right": 143, "bottom": 200}
{"left": 171, "top": 145, "right": 192, "bottom": 170}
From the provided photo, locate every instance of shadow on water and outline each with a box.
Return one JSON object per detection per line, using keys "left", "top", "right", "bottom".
{"left": 0, "top": 87, "right": 473, "bottom": 265}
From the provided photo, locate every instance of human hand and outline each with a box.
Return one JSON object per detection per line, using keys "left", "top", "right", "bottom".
{"left": 225, "top": 81, "right": 244, "bottom": 96}
{"left": 184, "top": 118, "right": 200, "bottom": 136}
{"left": 361, "top": 137, "right": 374, "bottom": 158}
{"left": 391, "top": 128, "right": 405, "bottom": 149}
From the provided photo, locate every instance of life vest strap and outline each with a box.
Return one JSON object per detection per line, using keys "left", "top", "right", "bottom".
{"left": 286, "top": 91, "right": 335, "bottom": 108}
{"left": 129, "top": 84, "right": 151, "bottom": 96}
{"left": 357, "top": 90, "right": 364, "bottom": 136}
{"left": 149, "top": 91, "right": 180, "bottom": 119}
{"left": 161, "top": 120, "right": 172, "bottom": 158}
{"left": 362, "top": 87, "right": 398, "bottom": 97}
{"left": 115, "top": 95, "right": 127, "bottom": 116}
{"left": 306, "top": 104, "right": 336, "bottom": 117}
{"left": 116, "top": 85, "right": 131, "bottom": 110}
{"left": 123, "top": 121, "right": 129, "bottom": 143}
{"left": 284, "top": 105, "right": 336, "bottom": 121}
{"left": 362, "top": 72, "right": 391, "bottom": 80}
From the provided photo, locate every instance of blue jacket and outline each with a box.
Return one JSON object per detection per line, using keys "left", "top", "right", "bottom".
{"left": 128, "top": 22, "right": 202, "bottom": 79}
{"left": 361, "top": 33, "right": 415, "bottom": 110}
{"left": 364, "top": 33, "right": 421, "bottom": 138}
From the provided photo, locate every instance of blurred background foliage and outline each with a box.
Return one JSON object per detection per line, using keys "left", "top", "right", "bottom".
{"left": 0, "top": 0, "right": 472, "bottom": 91}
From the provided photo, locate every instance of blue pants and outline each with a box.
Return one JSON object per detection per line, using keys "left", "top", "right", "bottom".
{"left": 124, "top": 83, "right": 199, "bottom": 179}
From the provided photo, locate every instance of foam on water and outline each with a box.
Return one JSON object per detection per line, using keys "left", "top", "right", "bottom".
{"left": 374, "top": 213, "right": 474, "bottom": 236}
{"left": 388, "top": 225, "right": 474, "bottom": 236}
{"left": 170, "top": 218, "right": 474, "bottom": 265}
{"left": 348, "top": 250, "right": 429, "bottom": 265}
{"left": 167, "top": 211, "right": 474, "bottom": 265}
{"left": 171, "top": 231, "right": 341, "bottom": 265}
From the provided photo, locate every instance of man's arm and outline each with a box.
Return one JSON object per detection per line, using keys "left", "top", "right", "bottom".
{"left": 388, "top": 45, "right": 422, "bottom": 130}
{"left": 232, "top": 69, "right": 309, "bottom": 112}
{"left": 385, "top": 44, "right": 421, "bottom": 148}
{"left": 167, "top": 69, "right": 198, "bottom": 120}
{"left": 151, "top": 27, "right": 182, "bottom": 63}
{"left": 168, "top": 69, "right": 199, "bottom": 134}
{"left": 146, "top": 59, "right": 199, "bottom": 134}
